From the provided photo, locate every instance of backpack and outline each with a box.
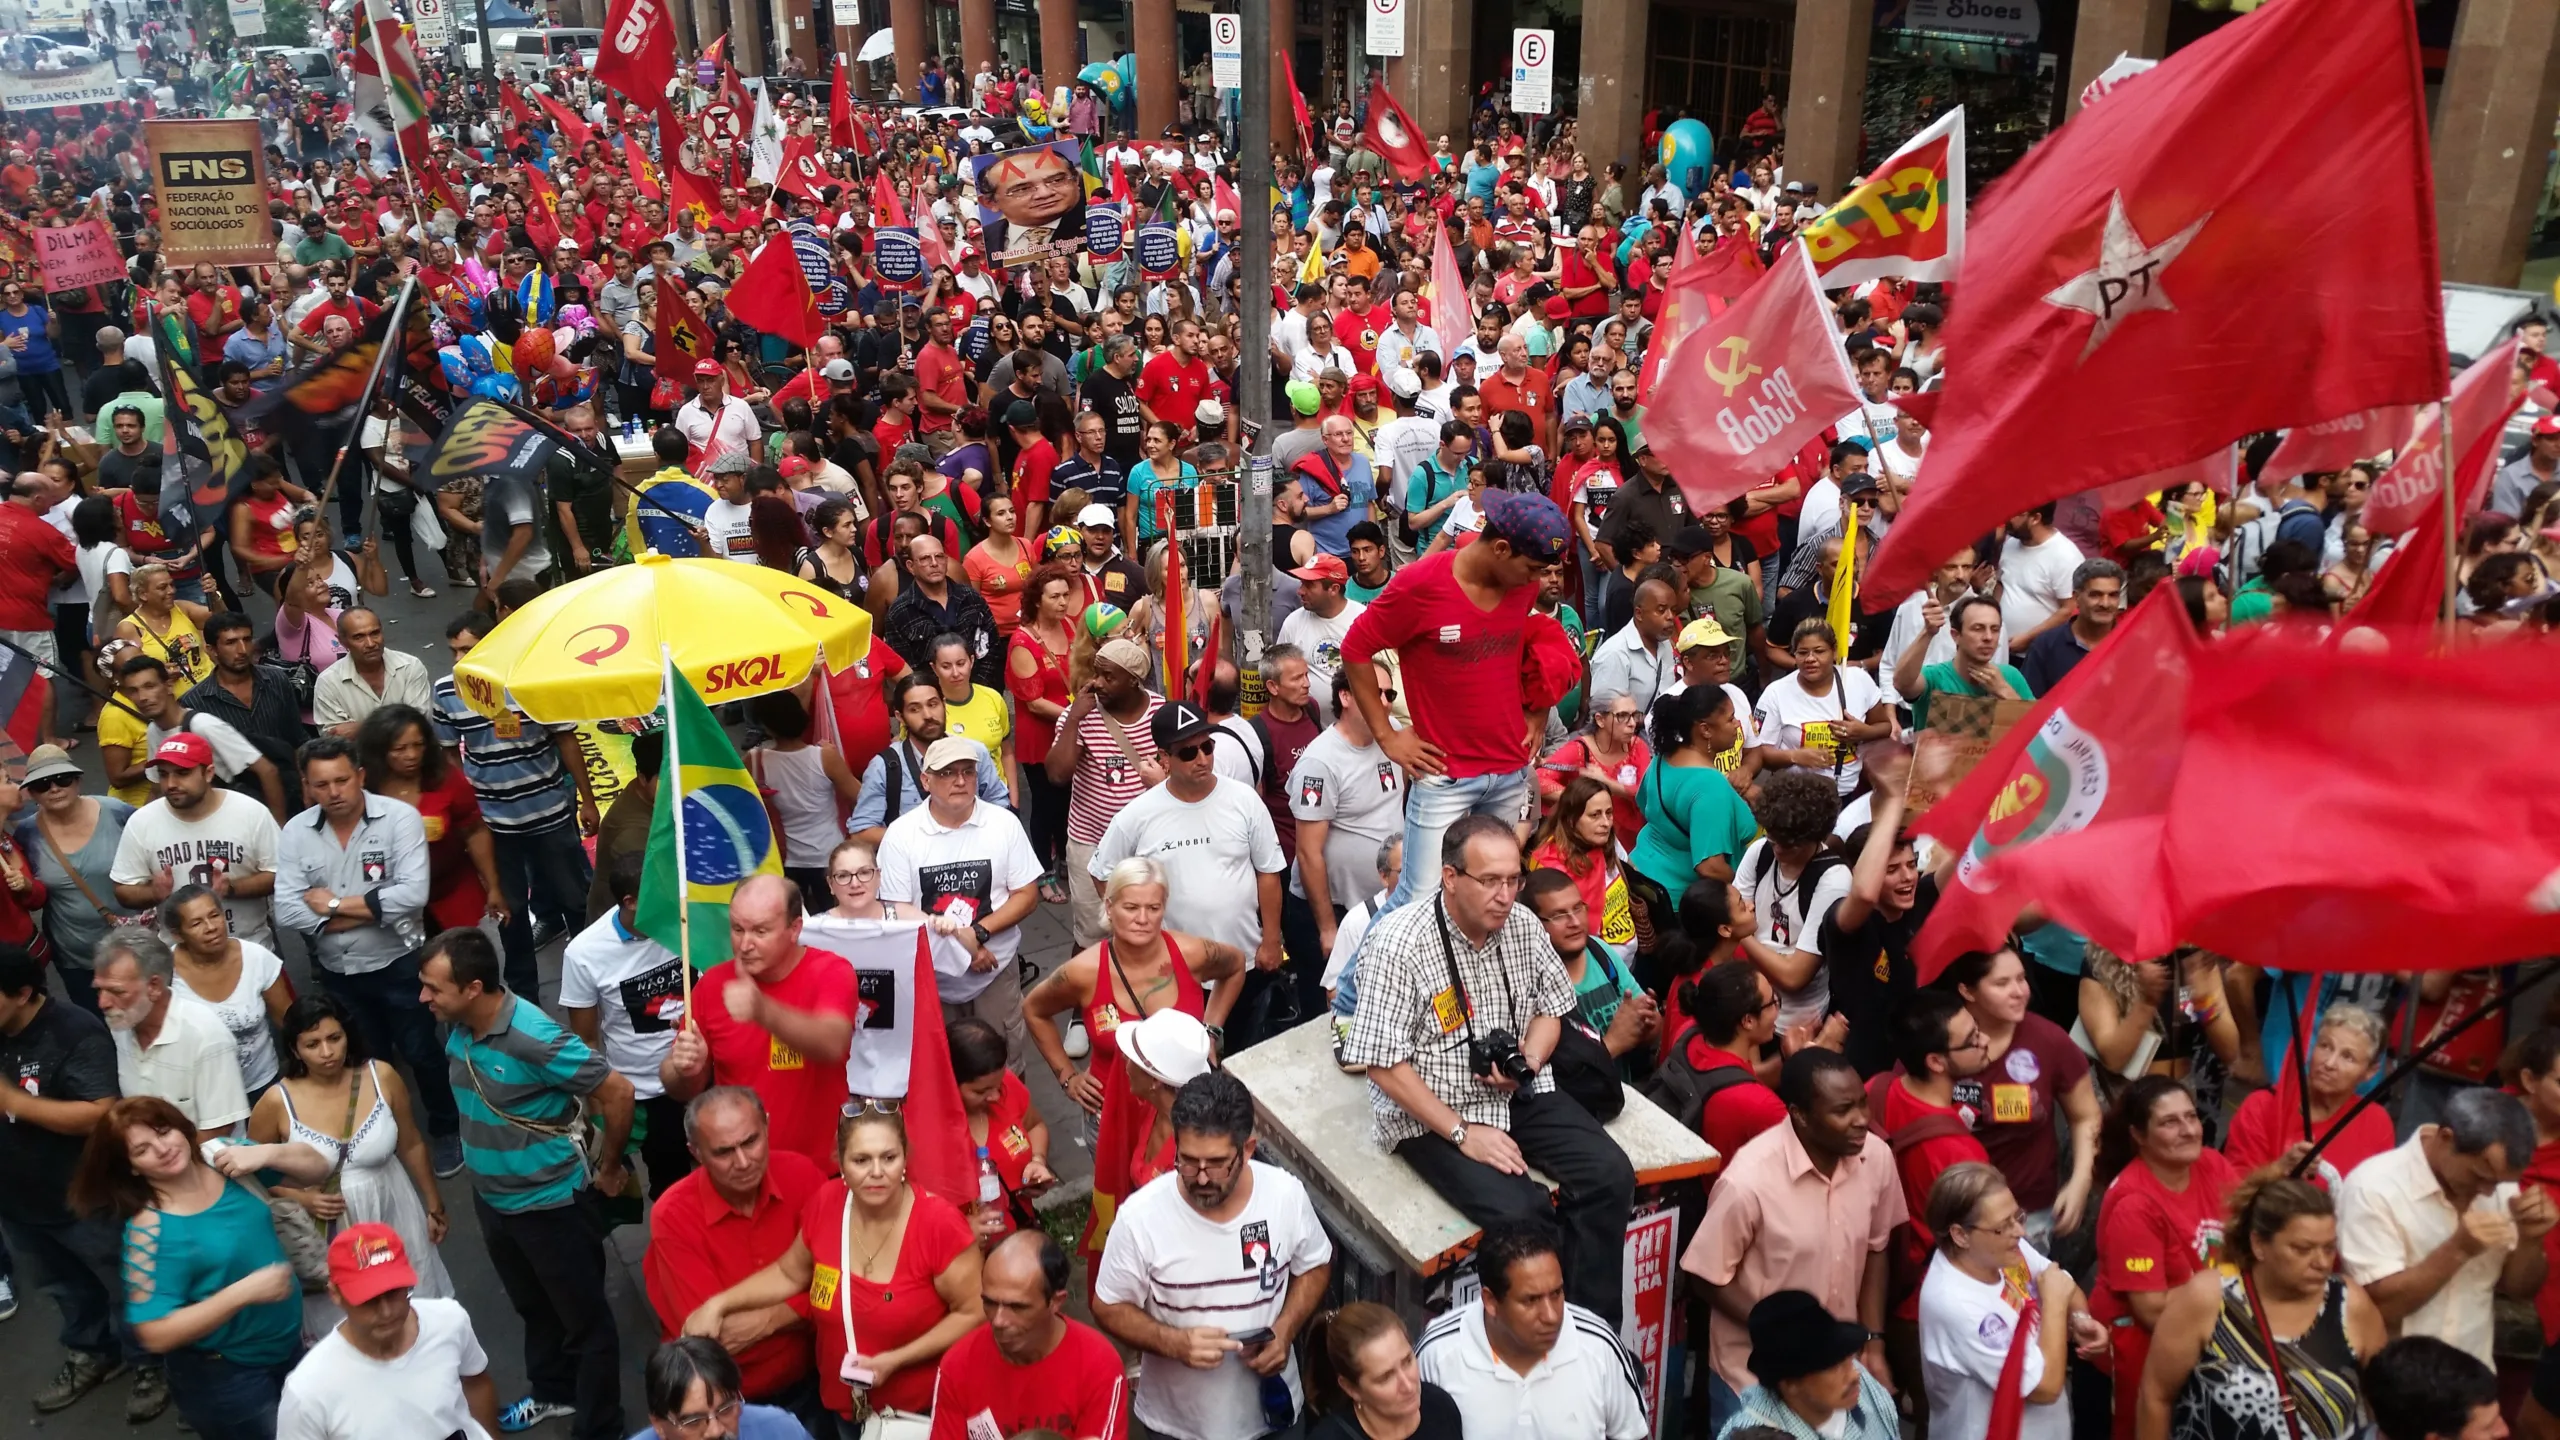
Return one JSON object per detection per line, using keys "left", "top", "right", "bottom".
{"left": 1746, "top": 842, "right": 1846, "bottom": 949}
{"left": 1640, "top": 1023, "right": 1762, "bottom": 1134}
{"left": 1863, "top": 1070, "right": 1981, "bottom": 1299}
{"left": 1222, "top": 714, "right": 1282, "bottom": 798}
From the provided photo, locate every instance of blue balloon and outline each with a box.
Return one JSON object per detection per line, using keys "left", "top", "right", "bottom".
{"left": 1659, "top": 119, "right": 1715, "bottom": 192}
{"left": 469, "top": 373, "right": 520, "bottom": 400}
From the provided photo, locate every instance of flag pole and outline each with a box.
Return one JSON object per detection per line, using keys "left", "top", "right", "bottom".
{"left": 2437, "top": 407, "right": 2458, "bottom": 635}
{"left": 309, "top": 276, "right": 417, "bottom": 533}
{"left": 662, "top": 644, "right": 694, "bottom": 1024}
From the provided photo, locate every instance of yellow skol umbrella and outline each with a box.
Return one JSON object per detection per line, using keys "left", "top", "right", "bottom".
{"left": 452, "top": 552, "right": 871, "bottom": 723}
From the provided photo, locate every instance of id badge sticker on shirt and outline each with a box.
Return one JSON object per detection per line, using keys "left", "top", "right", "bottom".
{"left": 1094, "top": 1003, "right": 1122, "bottom": 1033}
{"left": 965, "top": 1412, "right": 1004, "bottom": 1440}
{"left": 360, "top": 851, "right": 388, "bottom": 884}
{"left": 769, "top": 1035, "right": 806, "bottom": 1071}
{"left": 493, "top": 710, "right": 523, "bottom": 740}
{"left": 422, "top": 815, "right": 447, "bottom": 842}
{"left": 1991, "top": 1084, "right": 2032, "bottom": 1124}
{"left": 807, "top": 1262, "right": 839, "bottom": 1311}
{"left": 1430, "top": 986, "right": 1467, "bottom": 1034}
{"left": 999, "top": 1125, "right": 1029, "bottom": 1157}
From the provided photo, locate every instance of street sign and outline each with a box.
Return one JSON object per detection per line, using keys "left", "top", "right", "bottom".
{"left": 1511, "top": 28, "right": 1553, "bottom": 114}
{"left": 1366, "top": 0, "right": 1405, "bottom": 58}
{"left": 412, "top": 0, "right": 454, "bottom": 48}
{"left": 1210, "top": 13, "right": 1242, "bottom": 90}
{"left": 699, "top": 102, "right": 746, "bottom": 148}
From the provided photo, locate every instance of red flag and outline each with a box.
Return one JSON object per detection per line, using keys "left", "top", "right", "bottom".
{"left": 1428, "top": 226, "right": 1470, "bottom": 356}
{"left": 595, "top": 0, "right": 676, "bottom": 111}
{"left": 1864, "top": 0, "right": 2446, "bottom": 602}
{"left": 895, "top": 929, "right": 976, "bottom": 1207}
{"left": 2362, "top": 338, "right": 2523, "bottom": 534}
{"left": 2260, "top": 403, "right": 2420, "bottom": 486}
{"left": 727, "top": 230, "right": 827, "bottom": 346}
{"left": 662, "top": 109, "right": 721, "bottom": 229}
{"left": 652, "top": 271, "right": 715, "bottom": 387}
{"left": 621, "top": 133, "right": 663, "bottom": 200}
{"left": 1638, "top": 223, "right": 1761, "bottom": 402}
{"left": 1911, "top": 590, "right": 2201, "bottom": 980}
{"left": 831, "top": 61, "right": 856, "bottom": 154}
{"left": 1212, "top": 173, "right": 1241, "bottom": 224}
{"left": 869, "top": 169, "right": 909, "bottom": 227}
{"left": 500, "top": 81, "right": 536, "bottom": 132}
{"left": 774, "top": 134, "right": 828, "bottom": 201}
{"left": 1803, "top": 107, "right": 1966, "bottom": 286}
{"left": 1984, "top": 1291, "right": 2039, "bottom": 1440}
{"left": 2163, "top": 634, "right": 2560, "bottom": 973}
{"left": 1195, "top": 610, "right": 1225, "bottom": 708}
{"left": 2347, "top": 497, "right": 2450, "bottom": 628}
{"left": 533, "top": 88, "right": 593, "bottom": 150}
{"left": 1642, "top": 243, "right": 1864, "bottom": 517}
{"left": 1360, "top": 78, "right": 1434, "bottom": 183}
{"left": 1279, "top": 53, "right": 1313, "bottom": 157}
{"left": 915, "top": 202, "right": 954, "bottom": 276}
{"left": 522, "top": 172, "right": 565, "bottom": 256}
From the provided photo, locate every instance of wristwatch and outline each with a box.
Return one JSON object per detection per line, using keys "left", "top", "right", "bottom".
{"left": 325, "top": 896, "right": 342, "bottom": 916}
{"left": 1448, "top": 1121, "right": 1467, "bottom": 1147}
{"left": 969, "top": 922, "right": 992, "bottom": 949}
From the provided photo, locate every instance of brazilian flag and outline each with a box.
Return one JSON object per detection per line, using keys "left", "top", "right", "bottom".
{"left": 1079, "top": 138, "right": 1106, "bottom": 199}
{"left": 636, "top": 663, "right": 781, "bottom": 969}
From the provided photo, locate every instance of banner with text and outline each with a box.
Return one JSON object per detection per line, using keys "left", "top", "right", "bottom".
{"left": 144, "top": 119, "right": 279, "bottom": 265}
{"left": 0, "top": 62, "right": 125, "bottom": 111}
{"left": 35, "top": 220, "right": 124, "bottom": 290}
{"left": 228, "top": 0, "right": 268, "bottom": 39}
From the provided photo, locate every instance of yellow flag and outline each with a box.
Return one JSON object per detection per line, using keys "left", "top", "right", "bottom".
{"left": 1827, "top": 503, "right": 1860, "bottom": 649}
{"left": 1298, "top": 229, "right": 1327, "bottom": 286}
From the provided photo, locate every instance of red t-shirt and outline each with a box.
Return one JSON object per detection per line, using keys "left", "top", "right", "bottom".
{"left": 2405, "top": 970, "right": 2506, "bottom": 1084}
{"left": 1879, "top": 1078, "right": 1989, "bottom": 1318}
{"left": 801, "top": 1183, "right": 974, "bottom": 1417}
{"left": 413, "top": 768, "right": 491, "bottom": 930}
{"left": 2527, "top": 1135, "right": 2560, "bottom": 1343}
{"left": 972, "top": 1070, "right": 1039, "bottom": 1241}
{"left": 641, "top": 1150, "right": 825, "bottom": 1397}
{"left": 2091, "top": 1149, "right": 2241, "bottom": 1325}
{"left": 692, "top": 947, "right": 858, "bottom": 1174}
{"left": 1009, "top": 437, "right": 1056, "bottom": 510}
{"left": 914, "top": 343, "right": 968, "bottom": 433}
{"left": 925, "top": 1318, "right": 1127, "bottom": 1440}
{"left": 296, "top": 294, "right": 381, "bottom": 336}
{"left": 1004, "top": 624, "right": 1070, "bottom": 766}
{"left": 1135, "top": 352, "right": 1209, "bottom": 432}
{"left": 1677, "top": 1035, "right": 1787, "bottom": 1164}
{"left": 821, "top": 636, "right": 903, "bottom": 785}
{"left": 872, "top": 413, "right": 914, "bottom": 459}
{"left": 1948, "top": 1015, "right": 2091, "bottom": 1213}
{"left": 0, "top": 506, "right": 76, "bottom": 631}
{"left": 2222, "top": 1087, "right": 2395, "bottom": 1189}
{"left": 1341, "top": 551, "right": 1538, "bottom": 779}
{"left": 1341, "top": 303, "right": 1391, "bottom": 375}
{"left": 1477, "top": 366, "right": 1554, "bottom": 451}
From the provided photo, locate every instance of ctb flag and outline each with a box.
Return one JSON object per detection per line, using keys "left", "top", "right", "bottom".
{"left": 1360, "top": 79, "right": 1435, "bottom": 183}
{"left": 637, "top": 660, "right": 782, "bottom": 969}
{"left": 1641, "top": 242, "right": 1864, "bottom": 517}
{"left": 1803, "top": 106, "right": 1965, "bottom": 286}
{"left": 1911, "top": 590, "right": 2201, "bottom": 979}
{"left": 1865, "top": 0, "right": 2445, "bottom": 601}
{"left": 2259, "top": 403, "right": 2419, "bottom": 486}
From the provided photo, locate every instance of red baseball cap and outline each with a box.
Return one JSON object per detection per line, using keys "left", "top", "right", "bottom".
{"left": 2534, "top": 414, "right": 2560, "bottom": 437}
{"left": 1289, "top": 554, "right": 1349, "bottom": 584}
{"left": 327, "top": 1223, "right": 418, "bottom": 1305}
{"left": 149, "top": 733, "right": 216, "bottom": 772}
{"left": 692, "top": 359, "right": 722, "bottom": 378}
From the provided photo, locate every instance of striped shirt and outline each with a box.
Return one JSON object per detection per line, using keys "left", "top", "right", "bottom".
{"left": 446, "top": 993, "right": 608, "bottom": 1213}
{"left": 430, "top": 676, "right": 577, "bottom": 834}
{"left": 1062, "top": 693, "right": 1163, "bottom": 846}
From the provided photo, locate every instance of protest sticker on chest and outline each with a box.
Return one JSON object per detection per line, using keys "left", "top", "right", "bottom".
{"left": 1431, "top": 987, "right": 1467, "bottom": 1034}
{"left": 808, "top": 1262, "right": 839, "bottom": 1311}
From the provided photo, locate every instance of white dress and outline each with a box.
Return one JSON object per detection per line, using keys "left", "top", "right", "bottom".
{"left": 281, "top": 1061, "right": 452, "bottom": 1300}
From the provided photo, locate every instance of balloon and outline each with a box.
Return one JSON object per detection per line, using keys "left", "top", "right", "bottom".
{"left": 554, "top": 306, "right": 596, "bottom": 337}
{"left": 1076, "top": 62, "right": 1119, "bottom": 103}
{"left": 1658, "top": 118, "right": 1715, "bottom": 191}
{"left": 513, "top": 326, "right": 557, "bottom": 377}
{"left": 469, "top": 372, "right": 520, "bottom": 400}
{"left": 436, "top": 345, "right": 473, "bottom": 391}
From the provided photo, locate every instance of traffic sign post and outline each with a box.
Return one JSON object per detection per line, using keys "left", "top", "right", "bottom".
{"left": 1211, "top": 13, "right": 1242, "bottom": 90}
{"left": 1366, "top": 0, "right": 1405, "bottom": 58}
{"left": 1511, "top": 28, "right": 1554, "bottom": 114}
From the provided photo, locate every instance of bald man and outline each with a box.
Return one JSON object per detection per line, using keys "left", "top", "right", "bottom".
{"left": 926, "top": 1231, "right": 1129, "bottom": 1440}
{"left": 659, "top": 875, "right": 857, "bottom": 1174}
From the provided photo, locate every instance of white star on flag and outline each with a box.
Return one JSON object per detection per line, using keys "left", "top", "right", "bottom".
{"left": 2042, "top": 192, "right": 2210, "bottom": 361}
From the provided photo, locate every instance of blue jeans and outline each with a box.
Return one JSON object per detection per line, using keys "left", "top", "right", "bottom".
{"left": 1376, "top": 765, "right": 1534, "bottom": 915}
{"left": 316, "top": 954, "right": 459, "bottom": 1136}
{"left": 163, "top": 1344, "right": 300, "bottom": 1440}
{"left": 1707, "top": 1372, "right": 1741, "bottom": 1436}
{"left": 491, "top": 820, "right": 595, "bottom": 1004}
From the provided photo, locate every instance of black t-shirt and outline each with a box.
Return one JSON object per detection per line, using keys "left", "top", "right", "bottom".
{"left": 1079, "top": 369, "right": 1146, "bottom": 470}
{"left": 1309, "top": 1384, "right": 1466, "bottom": 1440}
{"left": 82, "top": 360, "right": 150, "bottom": 417}
{"left": 0, "top": 997, "right": 118, "bottom": 1223}
{"left": 98, "top": 445, "right": 153, "bottom": 493}
{"left": 1770, "top": 583, "right": 1891, "bottom": 664}
{"left": 1818, "top": 873, "right": 1940, "bottom": 1078}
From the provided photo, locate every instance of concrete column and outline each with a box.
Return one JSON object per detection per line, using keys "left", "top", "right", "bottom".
{"left": 1271, "top": 29, "right": 1299, "bottom": 158}
{"left": 1386, "top": 0, "right": 1470, "bottom": 148}
{"left": 671, "top": 0, "right": 697, "bottom": 62}
{"left": 1039, "top": 0, "right": 1079, "bottom": 104}
{"left": 961, "top": 0, "right": 998, "bottom": 87}
{"left": 1133, "top": 0, "right": 1176, "bottom": 143}
{"left": 892, "top": 0, "right": 929, "bottom": 102}
{"left": 735, "top": 5, "right": 767, "bottom": 77}
{"left": 689, "top": 0, "right": 718, "bottom": 70}
{"left": 1783, "top": 0, "right": 1870, "bottom": 204}
{"left": 1576, "top": 0, "right": 1649, "bottom": 174}
{"left": 2064, "top": 0, "right": 2168, "bottom": 117}
{"left": 2434, "top": 0, "right": 2560, "bottom": 286}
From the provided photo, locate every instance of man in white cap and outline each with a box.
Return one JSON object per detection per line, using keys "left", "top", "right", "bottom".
{"left": 1069, "top": 502, "right": 1147, "bottom": 615}
{"left": 876, "top": 736, "right": 1045, "bottom": 1069}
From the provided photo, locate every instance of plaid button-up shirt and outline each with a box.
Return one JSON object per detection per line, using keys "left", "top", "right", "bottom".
{"left": 1340, "top": 895, "right": 1576, "bottom": 1148}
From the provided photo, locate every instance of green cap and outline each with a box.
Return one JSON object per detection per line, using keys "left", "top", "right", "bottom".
{"left": 1286, "top": 379, "right": 1322, "bottom": 416}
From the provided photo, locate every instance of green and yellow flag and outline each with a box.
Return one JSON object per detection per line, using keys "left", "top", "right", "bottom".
{"left": 1828, "top": 502, "right": 1861, "bottom": 651}
{"left": 636, "top": 660, "right": 781, "bottom": 970}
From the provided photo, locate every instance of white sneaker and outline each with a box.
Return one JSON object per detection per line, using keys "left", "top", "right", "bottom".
{"left": 0, "top": 1274, "right": 17, "bottom": 1320}
{"left": 1063, "top": 1017, "right": 1090, "bottom": 1060}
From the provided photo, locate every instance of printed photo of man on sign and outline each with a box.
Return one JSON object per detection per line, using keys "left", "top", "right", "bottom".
{"left": 968, "top": 140, "right": 1087, "bottom": 269}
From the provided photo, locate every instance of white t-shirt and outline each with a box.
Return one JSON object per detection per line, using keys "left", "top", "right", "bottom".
{"left": 76, "top": 542, "right": 132, "bottom": 630}
{"left": 876, "top": 801, "right": 1043, "bottom": 1003}
{"left": 145, "top": 712, "right": 262, "bottom": 785}
{"left": 1320, "top": 896, "right": 1377, "bottom": 991}
{"left": 1798, "top": 476, "right": 1843, "bottom": 546}
{"left": 1274, "top": 600, "right": 1366, "bottom": 720}
{"left": 1999, "top": 532, "right": 2086, "bottom": 642}
{"left": 1735, "top": 836, "right": 1852, "bottom": 1032}
{"left": 701, "top": 497, "right": 757, "bottom": 563}
{"left": 1753, "top": 665, "right": 1886, "bottom": 796}
{"left": 1093, "top": 1164, "right": 1334, "bottom": 1440}
{"left": 675, "top": 394, "right": 761, "bottom": 469}
{"left": 109, "top": 792, "right": 281, "bottom": 946}
{"left": 1917, "top": 1246, "right": 2069, "bottom": 1440}
{"left": 1088, "top": 777, "right": 1286, "bottom": 955}
{"left": 1284, "top": 728, "right": 1402, "bottom": 911}
{"left": 277, "top": 1296, "right": 494, "bottom": 1440}
{"left": 174, "top": 940, "right": 286, "bottom": 1093}
{"left": 556, "top": 911, "right": 683, "bottom": 1099}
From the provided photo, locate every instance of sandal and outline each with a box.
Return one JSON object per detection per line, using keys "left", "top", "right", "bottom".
{"left": 409, "top": 581, "right": 439, "bottom": 598}
{"left": 1039, "top": 880, "right": 1068, "bottom": 905}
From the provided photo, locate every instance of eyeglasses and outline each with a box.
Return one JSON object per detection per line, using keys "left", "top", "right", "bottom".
{"left": 1603, "top": 709, "right": 1643, "bottom": 722}
{"left": 1947, "top": 1031, "right": 1991, "bottom": 1054}
{"left": 1454, "top": 870, "right": 1525, "bottom": 893}
{"left": 670, "top": 1399, "right": 742, "bottom": 1435}
{"left": 827, "top": 866, "right": 879, "bottom": 885}
{"left": 1959, "top": 1211, "right": 2026, "bottom": 1238}
{"left": 1174, "top": 1151, "right": 1242, "bottom": 1179}
{"left": 24, "top": 773, "right": 78, "bottom": 793}
{"left": 1168, "top": 742, "right": 1210, "bottom": 762}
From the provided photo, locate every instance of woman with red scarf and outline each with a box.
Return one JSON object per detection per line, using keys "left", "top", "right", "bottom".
{"left": 1019, "top": 856, "right": 1242, "bottom": 1293}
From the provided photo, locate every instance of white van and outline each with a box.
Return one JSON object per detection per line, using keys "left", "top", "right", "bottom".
{"left": 507, "top": 27, "right": 601, "bottom": 81}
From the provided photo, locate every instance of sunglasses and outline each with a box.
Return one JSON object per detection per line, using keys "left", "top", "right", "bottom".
{"left": 24, "top": 773, "right": 78, "bottom": 793}
{"left": 1168, "top": 741, "right": 1211, "bottom": 762}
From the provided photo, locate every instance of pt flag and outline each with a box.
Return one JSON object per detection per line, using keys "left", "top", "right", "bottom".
{"left": 1911, "top": 590, "right": 2201, "bottom": 980}
{"left": 638, "top": 661, "right": 782, "bottom": 970}
{"left": 597, "top": 0, "right": 677, "bottom": 109}
{"left": 2360, "top": 338, "right": 2523, "bottom": 535}
{"left": 1864, "top": 0, "right": 2445, "bottom": 602}
{"left": 1641, "top": 242, "right": 1863, "bottom": 517}
{"left": 795, "top": 916, "right": 977, "bottom": 1208}
{"left": 1803, "top": 106, "right": 1965, "bottom": 286}
{"left": 1360, "top": 79, "right": 1436, "bottom": 183}
{"left": 652, "top": 272, "right": 716, "bottom": 387}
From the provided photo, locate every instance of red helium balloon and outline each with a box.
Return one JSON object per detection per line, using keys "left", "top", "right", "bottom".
{"left": 513, "top": 326, "right": 557, "bottom": 376}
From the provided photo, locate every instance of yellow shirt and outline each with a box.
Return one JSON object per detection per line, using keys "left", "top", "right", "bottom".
{"left": 942, "top": 682, "right": 1010, "bottom": 756}
{"left": 99, "top": 703, "right": 153, "bottom": 805}
{"left": 127, "top": 606, "right": 214, "bottom": 686}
